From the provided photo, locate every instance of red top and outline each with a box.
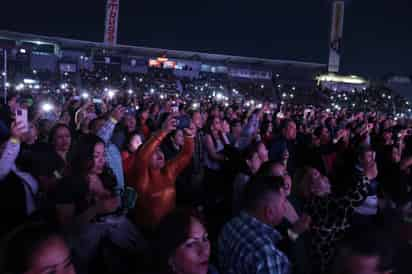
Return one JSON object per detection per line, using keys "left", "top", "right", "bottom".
{"left": 126, "top": 130, "right": 194, "bottom": 229}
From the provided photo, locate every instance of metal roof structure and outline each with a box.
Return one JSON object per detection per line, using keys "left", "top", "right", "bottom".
{"left": 0, "top": 30, "right": 326, "bottom": 70}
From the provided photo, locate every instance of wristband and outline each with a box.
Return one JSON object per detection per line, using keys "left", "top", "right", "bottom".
{"left": 10, "top": 137, "right": 20, "bottom": 144}
{"left": 110, "top": 116, "right": 118, "bottom": 124}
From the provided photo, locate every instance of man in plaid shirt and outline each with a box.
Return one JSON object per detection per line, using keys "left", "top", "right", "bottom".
{"left": 218, "top": 176, "right": 290, "bottom": 274}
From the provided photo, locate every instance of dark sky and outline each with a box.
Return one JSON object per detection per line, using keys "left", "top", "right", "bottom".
{"left": 1, "top": 0, "right": 411, "bottom": 77}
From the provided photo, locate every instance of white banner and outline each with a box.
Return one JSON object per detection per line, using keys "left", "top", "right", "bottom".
{"left": 104, "top": 0, "right": 120, "bottom": 45}
{"left": 328, "top": 1, "right": 345, "bottom": 73}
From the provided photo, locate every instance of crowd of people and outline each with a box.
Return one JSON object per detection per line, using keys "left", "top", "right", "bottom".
{"left": 0, "top": 72, "right": 411, "bottom": 274}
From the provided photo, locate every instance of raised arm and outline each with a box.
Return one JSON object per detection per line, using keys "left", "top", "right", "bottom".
{"left": 97, "top": 106, "right": 125, "bottom": 144}
{"left": 0, "top": 121, "right": 25, "bottom": 181}
{"left": 166, "top": 134, "right": 194, "bottom": 179}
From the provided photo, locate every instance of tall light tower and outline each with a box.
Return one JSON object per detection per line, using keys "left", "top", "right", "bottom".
{"left": 328, "top": 1, "right": 345, "bottom": 73}
{"left": 104, "top": 0, "right": 120, "bottom": 46}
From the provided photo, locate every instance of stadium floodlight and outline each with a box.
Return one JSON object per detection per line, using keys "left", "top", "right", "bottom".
{"left": 41, "top": 103, "right": 54, "bottom": 112}
{"left": 23, "top": 79, "right": 36, "bottom": 84}
{"left": 81, "top": 92, "right": 89, "bottom": 99}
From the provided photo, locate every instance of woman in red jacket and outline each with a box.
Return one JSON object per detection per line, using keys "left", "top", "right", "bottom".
{"left": 126, "top": 114, "right": 195, "bottom": 230}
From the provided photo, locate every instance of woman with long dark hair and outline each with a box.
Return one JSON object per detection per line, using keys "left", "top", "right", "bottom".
{"left": 54, "top": 134, "right": 146, "bottom": 274}
{"left": 147, "top": 208, "right": 218, "bottom": 274}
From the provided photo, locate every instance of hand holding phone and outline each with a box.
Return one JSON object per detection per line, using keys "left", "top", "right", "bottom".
{"left": 15, "top": 109, "right": 29, "bottom": 133}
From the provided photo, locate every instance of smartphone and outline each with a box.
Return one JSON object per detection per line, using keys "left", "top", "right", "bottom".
{"left": 122, "top": 186, "right": 137, "bottom": 209}
{"left": 15, "top": 109, "right": 29, "bottom": 133}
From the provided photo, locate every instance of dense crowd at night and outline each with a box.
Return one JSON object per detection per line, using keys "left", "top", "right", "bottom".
{"left": 0, "top": 68, "right": 411, "bottom": 274}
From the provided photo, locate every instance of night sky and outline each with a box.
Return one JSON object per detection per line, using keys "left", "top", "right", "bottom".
{"left": 1, "top": 0, "right": 411, "bottom": 77}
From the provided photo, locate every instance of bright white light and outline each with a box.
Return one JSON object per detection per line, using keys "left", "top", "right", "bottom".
{"left": 338, "top": 94, "right": 341, "bottom": 98}
{"left": 192, "top": 103, "right": 199, "bottom": 109}
{"left": 408, "top": 109, "right": 411, "bottom": 112}
{"left": 276, "top": 74, "right": 280, "bottom": 78}
{"left": 19, "top": 48, "right": 26, "bottom": 54}
{"left": 245, "top": 102, "right": 251, "bottom": 107}
{"left": 33, "top": 70, "right": 37, "bottom": 74}
{"left": 280, "top": 101, "right": 285, "bottom": 105}
{"left": 277, "top": 84, "right": 281, "bottom": 88}
{"left": 128, "top": 89, "right": 133, "bottom": 94}
{"left": 1, "top": 72, "right": 5, "bottom": 77}
{"left": 406, "top": 101, "right": 410, "bottom": 105}
{"left": 326, "top": 108, "right": 331, "bottom": 112}
{"left": 224, "top": 103, "right": 229, "bottom": 107}
{"left": 122, "top": 77, "right": 127, "bottom": 82}
{"left": 387, "top": 96, "right": 391, "bottom": 99}
{"left": 23, "top": 79, "right": 36, "bottom": 84}
{"left": 290, "top": 94, "right": 294, "bottom": 98}
{"left": 108, "top": 91, "right": 115, "bottom": 99}
{"left": 205, "top": 83, "right": 208, "bottom": 87}
{"left": 5, "top": 82, "right": 10, "bottom": 88}
{"left": 352, "top": 89, "right": 356, "bottom": 93}
{"left": 41, "top": 103, "right": 54, "bottom": 112}
{"left": 216, "top": 93, "right": 224, "bottom": 101}
{"left": 250, "top": 100, "right": 255, "bottom": 105}
{"left": 352, "top": 103, "right": 356, "bottom": 107}
{"left": 16, "top": 83, "right": 24, "bottom": 91}
{"left": 330, "top": 96, "right": 334, "bottom": 100}
{"left": 282, "top": 93, "right": 287, "bottom": 97}
{"left": 364, "top": 99, "right": 368, "bottom": 103}
{"left": 34, "top": 41, "right": 42, "bottom": 45}
{"left": 150, "top": 88, "right": 155, "bottom": 94}
{"left": 60, "top": 83, "right": 68, "bottom": 89}
{"left": 160, "top": 94, "right": 165, "bottom": 100}
{"left": 139, "top": 78, "right": 143, "bottom": 82}
{"left": 292, "top": 86, "right": 296, "bottom": 91}
{"left": 135, "top": 105, "right": 140, "bottom": 110}
{"left": 256, "top": 103, "right": 263, "bottom": 109}
{"left": 104, "top": 88, "right": 109, "bottom": 92}
{"left": 260, "top": 85, "right": 264, "bottom": 89}
{"left": 160, "top": 84, "right": 165, "bottom": 89}
{"left": 34, "top": 84, "right": 40, "bottom": 90}
{"left": 382, "top": 94, "right": 386, "bottom": 98}
{"left": 344, "top": 97, "right": 348, "bottom": 101}
{"left": 81, "top": 92, "right": 89, "bottom": 99}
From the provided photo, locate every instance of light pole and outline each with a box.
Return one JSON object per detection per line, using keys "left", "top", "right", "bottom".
{"left": 3, "top": 48, "right": 7, "bottom": 104}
